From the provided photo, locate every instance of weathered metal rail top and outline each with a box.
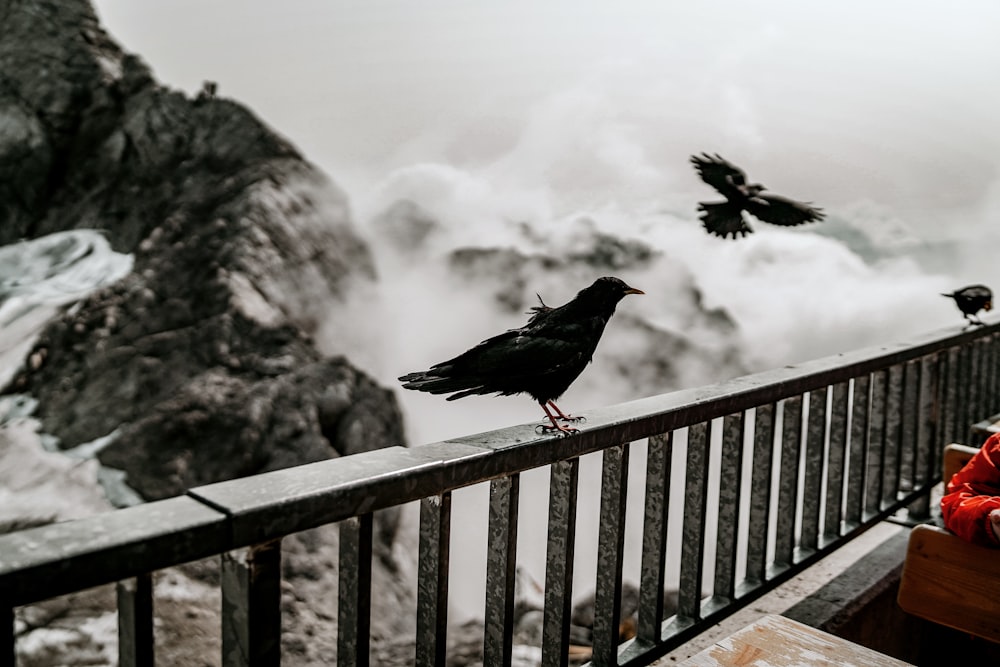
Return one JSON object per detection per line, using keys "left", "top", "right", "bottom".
{"left": 2, "top": 319, "right": 998, "bottom": 666}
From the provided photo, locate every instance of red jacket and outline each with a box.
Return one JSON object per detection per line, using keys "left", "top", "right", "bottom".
{"left": 941, "top": 432, "right": 1000, "bottom": 547}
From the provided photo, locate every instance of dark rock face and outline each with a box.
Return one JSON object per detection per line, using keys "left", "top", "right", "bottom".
{"left": 3, "top": 0, "right": 416, "bottom": 663}
{"left": 0, "top": 0, "right": 396, "bottom": 497}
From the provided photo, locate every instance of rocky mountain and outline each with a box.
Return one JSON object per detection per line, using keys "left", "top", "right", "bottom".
{"left": 0, "top": 0, "right": 413, "bottom": 663}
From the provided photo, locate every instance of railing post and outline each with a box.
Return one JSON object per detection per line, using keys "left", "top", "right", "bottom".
{"left": 824, "top": 381, "right": 850, "bottom": 541}
{"left": 713, "top": 413, "right": 745, "bottom": 602}
{"left": 2, "top": 604, "right": 12, "bottom": 667}
{"left": 801, "top": 389, "right": 827, "bottom": 552}
{"left": 338, "top": 515, "right": 373, "bottom": 667}
{"left": 484, "top": 475, "right": 519, "bottom": 667}
{"left": 678, "top": 423, "right": 711, "bottom": 619}
{"left": 775, "top": 397, "right": 803, "bottom": 565}
{"left": 221, "top": 540, "right": 282, "bottom": 667}
{"left": 416, "top": 494, "right": 451, "bottom": 667}
{"left": 745, "top": 404, "right": 776, "bottom": 584}
{"left": 638, "top": 433, "right": 672, "bottom": 644}
{"left": 864, "top": 370, "right": 889, "bottom": 518}
{"left": 118, "top": 573, "right": 154, "bottom": 667}
{"left": 542, "top": 458, "right": 579, "bottom": 667}
{"left": 592, "top": 443, "right": 630, "bottom": 666}
{"left": 845, "top": 375, "right": 871, "bottom": 526}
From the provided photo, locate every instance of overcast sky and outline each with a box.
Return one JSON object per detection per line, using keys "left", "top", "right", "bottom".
{"left": 91, "top": 1, "right": 1000, "bottom": 237}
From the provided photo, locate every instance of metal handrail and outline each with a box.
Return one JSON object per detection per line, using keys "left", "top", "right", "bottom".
{"left": 2, "top": 320, "right": 997, "bottom": 666}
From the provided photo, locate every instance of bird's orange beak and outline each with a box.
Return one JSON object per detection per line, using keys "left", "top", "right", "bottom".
{"left": 986, "top": 301, "right": 993, "bottom": 311}
{"left": 625, "top": 287, "right": 645, "bottom": 296}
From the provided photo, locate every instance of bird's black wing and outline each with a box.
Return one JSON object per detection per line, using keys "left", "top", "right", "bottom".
{"left": 697, "top": 201, "right": 753, "bottom": 239}
{"left": 690, "top": 153, "right": 747, "bottom": 195}
{"left": 745, "top": 192, "right": 824, "bottom": 227}
{"left": 398, "top": 327, "right": 589, "bottom": 400}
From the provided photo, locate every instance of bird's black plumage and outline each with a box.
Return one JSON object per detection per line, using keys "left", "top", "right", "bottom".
{"left": 398, "top": 276, "right": 644, "bottom": 434}
{"left": 690, "top": 153, "right": 825, "bottom": 239}
{"left": 942, "top": 284, "right": 993, "bottom": 326}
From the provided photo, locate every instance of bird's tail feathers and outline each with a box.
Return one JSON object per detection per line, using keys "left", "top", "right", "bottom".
{"left": 399, "top": 369, "right": 486, "bottom": 399}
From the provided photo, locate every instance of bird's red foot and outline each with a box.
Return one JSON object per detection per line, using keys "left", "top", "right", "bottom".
{"left": 536, "top": 423, "right": 580, "bottom": 436}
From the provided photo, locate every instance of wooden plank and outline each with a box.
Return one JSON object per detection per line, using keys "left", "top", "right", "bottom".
{"left": 679, "top": 614, "right": 913, "bottom": 666}
{"left": 898, "top": 524, "right": 1000, "bottom": 643}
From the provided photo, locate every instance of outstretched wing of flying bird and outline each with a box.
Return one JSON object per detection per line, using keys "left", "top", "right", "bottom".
{"left": 697, "top": 201, "right": 753, "bottom": 239}
{"left": 745, "top": 192, "right": 825, "bottom": 227}
{"left": 690, "top": 153, "right": 747, "bottom": 195}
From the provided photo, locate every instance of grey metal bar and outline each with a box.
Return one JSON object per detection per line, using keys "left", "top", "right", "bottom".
{"left": 678, "top": 423, "right": 711, "bottom": 619}
{"left": 969, "top": 339, "right": 983, "bottom": 431}
{"left": 899, "top": 361, "right": 919, "bottom": 493}
{"left": 484, "top": 475, "right": 519, "bottom": 667}
{"left": 774, "top": 396, "right": 802, "bottom": 566}
{"left": 864, "top": 369, "right": 888, "bottom": 518}
{"left": 881, "top": 364, "right": 904, "bottom": 507}
{"left": 0, "top": 495, "right": 229, "bottom": 608}
{"left": 592, "top": 444, "right": 630, "bottom": 666}
{"left": 745, "top": 404, "right": 775, "bottom": 584}
{"left": 542, "top": 459, "right": 580, "bottom": 667}
{"left": 942, "top": 348, "right": 959, "bottom": 444}
{"left": 957, "top": 344, "right": 972, "bottom": 440}
{"left": 845, "top": 375, "right": 870, "bottom": 527}
{"left": 713, "top": 413, "right": 744, "bottom": 601}
{"left": 908, "top": 355, "right": 937, "bottom": 519}
{"left": 2, "top": 605, "right": 12, "bottom": 667}
{"left": 416, "top": 494, "right": 451, "bottom": 667}
{"left": 638, "top": 433, "right": 672, "bottom": 644}
{"left": 800, "top": 390, "right": 826, "bottom": 552}
{"left": 824, "top": 381, "right": 849, "bottom": 541}
{"left": 338, "top": 515, "right": 373, "bottom": 667}
{"left": 222, "top": 540, "right": 282, "bottom": 667}
{"left": 118, "top": 573, "right": 154, "bottom": 667}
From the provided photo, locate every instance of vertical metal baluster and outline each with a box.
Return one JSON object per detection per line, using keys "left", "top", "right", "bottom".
{"left": 864, "top": 370, "right": 888, "bottom": 518}
{"left": 638, "top": 433, "right": 672, "bottom": 645}
{"left": 592, "top": 444, "right": 630, "bottom": 667}
{"left": 222, "top": 539, "right": 283, "bottom": 667}
{"left": 801, "top": 390, "right": 826, "bottom": 552}
{"left": 542, "top": 459, "right": 579, "bottom": 667}
{"left": 714, "top": 414, "right": 744, "bottom": 602}
{"left": 942, "top": 348, "right": 959, "bottom": 444}
{"left": 678, "top": 423, "right": 711, "bottom": 620}
{"left": 118, "top": 573, "right": 154, "bottom": 667}
{"left": 338, "top": 515, "right": 373, "bottom": 667}
{"left": 991, "top": 333, "right": 1000, "bottom": 405}
{"left": 2, "top": 605, "right": 13, "bottom": 667}
{"left": 845, "top": 375, "right": 870, "bottom": 528}
{"left": 957, "top": 345, "right": 973, "bottom": 440}
{"left": 969, "top": 341, "right": 983, "bottom": 437}
{"left": 899, "top": 361, "right": 919, "bottom": 495}
{"left": 881, "top": 365, "right": 904, "bottom": 507}
{"left": 909, "top": 355, "right": 939, "bottom": 519}
{"left": 745, "top": 405, "right": 775, "bottom": 585}
{"left": 775, "top": 397, "right": 802, "bottom": 566}
{"left": 824, "top": 382, "right": 849, "bottom": 542}
{"left": 484, "top": 475, "right": 519, "bottom": 667}
{"left": 416, "top": 494, "right": 452, "bottom": 667}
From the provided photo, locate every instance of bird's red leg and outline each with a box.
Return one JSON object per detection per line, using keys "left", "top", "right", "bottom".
{"left": 547, "top": 400, "right": 584, "bottom": 423}
{"left": 539, "top": 402, "right": 579, "bottom": 435}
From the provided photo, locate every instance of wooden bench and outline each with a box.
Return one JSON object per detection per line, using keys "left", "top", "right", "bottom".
{"left": 677, "top": 614, "right": 913, "bottom": 666}
{"left": 897, "top": 442, "right": 1000, "bottom": 643}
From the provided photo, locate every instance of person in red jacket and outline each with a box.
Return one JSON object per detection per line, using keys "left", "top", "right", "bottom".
{"left": 941, "top": 432, "right": 1000, "bottom": 546}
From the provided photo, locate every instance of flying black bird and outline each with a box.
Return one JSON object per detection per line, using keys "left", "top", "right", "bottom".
{"left": 690, "top": 153, "right": 825, "bottom": 239}
{"left": 398, "top": 277, "right": 644, "bottom": 435}
{"left": 942, "top": 284, "right": 993, "bottom": 326}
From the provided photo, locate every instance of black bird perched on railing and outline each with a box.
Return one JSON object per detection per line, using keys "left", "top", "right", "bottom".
{"left": 942, "top": 284, "right": 993, "bottom": 326}
{"left": 690, "top": 153, "right": 825, "bottom": 239}
{"left": 398, "top": 276, "right": 644, "bottom": 435}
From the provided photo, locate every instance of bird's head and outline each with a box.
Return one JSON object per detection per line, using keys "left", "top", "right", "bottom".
{"left": 576, "top": 277, "right": 644, "bottom": 312}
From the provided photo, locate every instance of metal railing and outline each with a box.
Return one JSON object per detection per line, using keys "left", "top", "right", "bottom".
{"left": 2, "top": 321, "right": 998, "bottom": 666}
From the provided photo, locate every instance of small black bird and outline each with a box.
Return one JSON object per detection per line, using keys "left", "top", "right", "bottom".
{"left": 690, "top": 153, "right": 825, "bottom": 239}
{"left": 942, "top": 285, "right": 993, "bottom": 326}
{"left": 399, "top": 277, "right": 644, "bottom": 434}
